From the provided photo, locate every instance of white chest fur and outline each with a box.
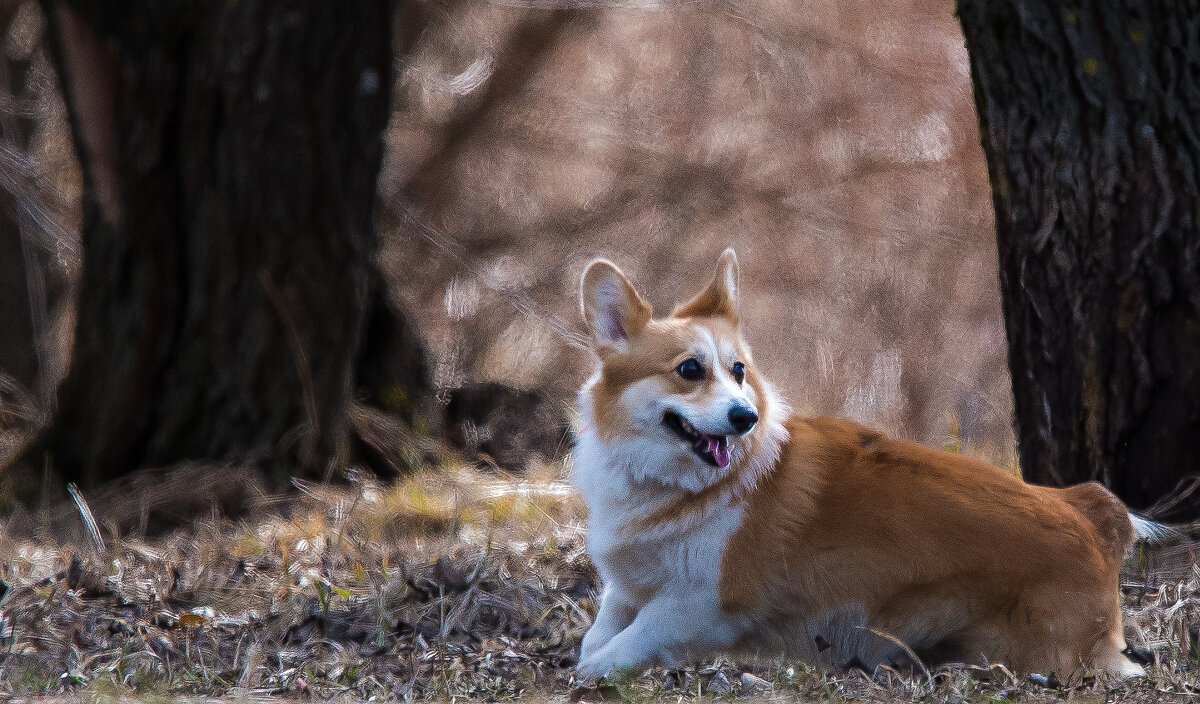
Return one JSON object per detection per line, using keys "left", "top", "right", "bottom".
{"left": 571, "top": 427, "right": 752, "bottom": 677}
{"left": 573, "top": 429, "right": 745, "bottom": 587}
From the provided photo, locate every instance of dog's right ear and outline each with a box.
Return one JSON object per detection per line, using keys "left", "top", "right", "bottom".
{"left": 580, "top": 259, "right": 652, "bottom": 356}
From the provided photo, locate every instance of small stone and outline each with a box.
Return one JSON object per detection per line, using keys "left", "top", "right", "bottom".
{"left": 740, "top": 672, "right": 773, "bottom": 694}
{"left": 1028, "top": 672, "right": 1061, "bottom": 687}
{"left": 708, "top": 671, "right": 733, "bottom": 694}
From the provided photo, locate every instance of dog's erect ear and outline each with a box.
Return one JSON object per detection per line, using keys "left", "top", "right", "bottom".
{"left": 580, "top": 259, "right": 652, "bottom": 354}
{"left": 673, "top": 248, "right": 739, "bottom": 323}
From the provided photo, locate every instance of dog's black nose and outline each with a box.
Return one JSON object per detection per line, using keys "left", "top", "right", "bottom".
{"left": 728, "top": 405, "right": 758, "bottom": 434}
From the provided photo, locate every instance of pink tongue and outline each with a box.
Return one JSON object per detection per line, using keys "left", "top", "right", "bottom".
{"left": 706, "top": 435, "right": 730, "bottom": 468}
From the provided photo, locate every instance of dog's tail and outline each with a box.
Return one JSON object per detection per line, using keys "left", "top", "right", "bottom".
{"left": 1128, "top": 512, "right": 1175, "bottom": 543}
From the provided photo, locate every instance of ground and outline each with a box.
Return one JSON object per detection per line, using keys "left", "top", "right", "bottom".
{"left": 0, "top": 462, "right": 1198, "bottom": 703}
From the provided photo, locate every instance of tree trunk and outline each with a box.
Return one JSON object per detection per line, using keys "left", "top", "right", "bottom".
{"left": 958, "top": 0, "right": 1200, "bottom": 519}
{"left": 30, "top": 0, "right": 395, "bottom": 487}
{"left": 0, "top": 1, "right": 42, "bottom": 399}
{"left": 0, "top": 174, "right": 38, "bottom": 399}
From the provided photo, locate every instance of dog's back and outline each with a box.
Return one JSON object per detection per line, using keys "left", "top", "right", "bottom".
{"left": 718, "top": 415, "right": 1140, "bottom": 675}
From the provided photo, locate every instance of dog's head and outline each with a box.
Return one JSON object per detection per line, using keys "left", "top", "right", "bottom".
{"left": 578, "top": 249, "right": 784, "bottom": 489}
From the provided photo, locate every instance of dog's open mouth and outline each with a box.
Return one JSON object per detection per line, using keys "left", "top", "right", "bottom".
{"left": 663, "top": 411, "right": 731, "bottom": 468}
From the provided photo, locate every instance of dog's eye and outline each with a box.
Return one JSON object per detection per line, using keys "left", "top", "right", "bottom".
{"left": 732, "top": 361, "right": 745, "bottom": 384}
{"left": 677, "top": 358, "right": 705, "bottom": 381}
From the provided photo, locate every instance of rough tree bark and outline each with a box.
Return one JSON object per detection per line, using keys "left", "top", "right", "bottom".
{"left": 958, "top": 0, "right": 1200, "bottom": 519}
{"left": 0, "top": 1, "right": 42, "bottom": 398}
{"left": 28, "top": 1, "right": 402, "bottom": 487}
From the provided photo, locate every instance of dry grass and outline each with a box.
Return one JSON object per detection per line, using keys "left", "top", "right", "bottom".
{"left": 0, "top": 464, "right": 588, "bottom": 701}
{"left": 2, "top": 462, "right": 1199, "bottom": 703}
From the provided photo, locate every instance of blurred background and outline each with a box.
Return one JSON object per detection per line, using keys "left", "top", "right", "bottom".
{"left": 0, "top": 0, "right": 1014, "bottom": 490}
{"left": 384, "top": 0, "right": 1012, "bottom": 460}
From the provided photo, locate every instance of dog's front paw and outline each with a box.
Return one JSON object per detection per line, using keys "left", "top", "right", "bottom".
{"left": 574, "top": 652, "right": 617, "bottom": 682}
{"left": 576, "top": 641, "right": 654, "bottom": 682}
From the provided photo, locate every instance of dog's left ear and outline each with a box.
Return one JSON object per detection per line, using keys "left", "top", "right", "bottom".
{"left": 673, "top": 248, "right": 739, "bottom": 323}
{"left": 580, "top": 258, "right": 653, "bottom": 356}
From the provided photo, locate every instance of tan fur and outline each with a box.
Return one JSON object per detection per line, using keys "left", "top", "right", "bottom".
{"left": 579, "top": 250, "right": 1142, "bottom": 678}
{"left": 716, "top": 416, "right": 1134, "bottom": 674}
{"left": 672, "top": 248, "right": 740, "bottom": 322}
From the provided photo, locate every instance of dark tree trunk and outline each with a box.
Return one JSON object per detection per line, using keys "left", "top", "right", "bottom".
{"left": 958, "top": 0, "right": 1200, "bottom": 519}
{"left": 0, "top": 1, "right": 42, "bottom": 399}
{"left": 29, "top": 0, "right": 396, "bottom": 487}
{"left": 0, "top": 168, "right": 38, "bottom": 399}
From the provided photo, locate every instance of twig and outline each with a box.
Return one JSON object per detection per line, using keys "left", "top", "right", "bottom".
{"left": 67, "top": 482, "right": 105, "bottom": 552}
{"left": 861, "top": 625, "right": 932, "bottom": 688}
{"left": 1143, "top": 476, "right": 1200, "bottom": 520}
{"left": 259, "top": 269, "right": 320, "bottom": 471}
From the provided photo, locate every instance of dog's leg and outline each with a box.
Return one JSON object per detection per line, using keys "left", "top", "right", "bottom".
{"left": 579, "top": 587, "right": 638, "bottom": 661}
{"left": 575, "top": 593, "right": 740, "bottom": 680}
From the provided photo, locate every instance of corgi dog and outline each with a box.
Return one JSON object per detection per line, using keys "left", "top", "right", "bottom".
{"left": 571, "top": 248, "right": 1157, "bottom": 681}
